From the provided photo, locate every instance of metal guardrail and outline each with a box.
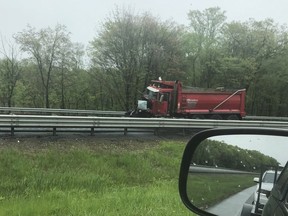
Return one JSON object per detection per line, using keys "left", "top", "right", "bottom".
{"left": 0, "top": 107, "right": 125, "bottom": 116}
{"left": 243, "top": 115, "right": 288, "bottom": 121}
{"left": 1, "top": 115, "right": 288, "bottom": 136}
{"left": 189, "top": 165, "right": 256, "bottom": 175}
{"left": 1, "top": 107, "right": 288, "bottom": 121}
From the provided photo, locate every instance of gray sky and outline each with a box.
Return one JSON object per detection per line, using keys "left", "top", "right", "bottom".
{"left": 1, "top": 0, "right": 288, "bottom": 46}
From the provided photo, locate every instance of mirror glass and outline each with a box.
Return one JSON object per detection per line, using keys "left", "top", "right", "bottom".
{"left": 186, "top": 134, "right": 288, "bottom": 216}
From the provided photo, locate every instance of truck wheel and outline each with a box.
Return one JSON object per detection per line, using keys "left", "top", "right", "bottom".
{"left": 227, "top": 115, "right": 240, "bottom": 120}
{"left": 210, "top": 114, "right": 222, "bottom": 120}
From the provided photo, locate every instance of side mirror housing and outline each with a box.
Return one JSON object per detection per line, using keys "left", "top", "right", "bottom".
{"left": 253, "top": 177, "right": 259, "bottom": 183}
{"left": 179, "top": 128, "right": 288, "bottom": 216}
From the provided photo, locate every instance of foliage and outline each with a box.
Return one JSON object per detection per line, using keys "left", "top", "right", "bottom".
{"left": 89, "top": 8, "right": 186, "bottom": 110}
{"left": 192, "top": 139, "right": 279, "bottom": 172}
{"left": 186, "top": 7, "right": 227, "bottom": 88}
{"left": 0, "top": 37, "right": 22, "bottom": 107}
{"left": 0, "top": 7, "right": 288, "bottom": 116}
{"left": 14, "top": 24, "right": 84, "bottom": 108}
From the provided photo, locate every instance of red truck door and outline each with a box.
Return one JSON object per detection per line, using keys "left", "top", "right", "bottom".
{"left": 152, "top": 93, "right": 169, "bottom": 116}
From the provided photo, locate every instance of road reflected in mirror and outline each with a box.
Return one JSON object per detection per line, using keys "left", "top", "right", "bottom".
{"left": 186, "top": 135, "right": 288, "bottom": 216}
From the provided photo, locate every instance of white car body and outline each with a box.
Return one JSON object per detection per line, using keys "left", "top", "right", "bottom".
{"left": 253, "top": 170, "right": 281, "bottom": 212}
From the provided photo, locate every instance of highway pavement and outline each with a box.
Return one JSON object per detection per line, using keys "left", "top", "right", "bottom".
{"left": 208, "top": 186, "right": 255, "bottom": 216}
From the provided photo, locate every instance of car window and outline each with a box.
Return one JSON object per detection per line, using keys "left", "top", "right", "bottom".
{"left": 263, "top": 172, "right": 279, "bottom": 183}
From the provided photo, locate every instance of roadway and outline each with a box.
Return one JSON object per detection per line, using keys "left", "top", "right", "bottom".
{"left": 208, "top": 186, "right": 255, "bottom": 216}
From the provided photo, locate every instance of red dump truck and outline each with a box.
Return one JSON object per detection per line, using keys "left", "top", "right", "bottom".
{"left": 127, "top": 80, "right": 246, "bottom": 120}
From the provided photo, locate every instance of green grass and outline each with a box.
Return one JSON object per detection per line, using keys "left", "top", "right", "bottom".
{"left": 0, "top": 136, "right": 254, "bottom": 215}
{"left": 1, "top": 180, "right": 190, "bottom": 216}
{"left": 187, "top": 174, "right": 255, "bottom": 209}
{"left": 0, "top": 137, "right": 193, "bottom": 216}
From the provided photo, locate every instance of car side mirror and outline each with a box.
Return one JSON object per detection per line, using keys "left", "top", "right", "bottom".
{"left": 253, "top": 177, "right": 259, "bottom": 183}
{"left": 179, "top": 128, "right": 288, "bottom": 216}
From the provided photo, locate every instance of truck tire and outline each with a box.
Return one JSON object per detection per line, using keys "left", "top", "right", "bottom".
{"left": 240, "top": 203, "right": 253, "bottom": 216}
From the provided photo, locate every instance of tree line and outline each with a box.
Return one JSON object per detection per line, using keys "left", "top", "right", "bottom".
{"left": 1, "top": 7, "right": 288, "bottom": 116}
{"left": 192, "top": 139, "right": 279, "bottom": 172}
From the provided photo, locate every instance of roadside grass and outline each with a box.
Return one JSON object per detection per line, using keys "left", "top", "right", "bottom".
{"left": 0, "top": 180, "right": 190, "bottom": 216}
{"left": 187, "top": 174, "right": 256, "bottom": 209}
{"left": 0, "top": 137, "right": 193, "bottom": 216}
{"left": 0, "top": 136, "right": 255, "bottom": 215}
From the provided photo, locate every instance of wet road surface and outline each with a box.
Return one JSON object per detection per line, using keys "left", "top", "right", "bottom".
{"left": 208, "top": 186, "right": 255, "bottom": 216}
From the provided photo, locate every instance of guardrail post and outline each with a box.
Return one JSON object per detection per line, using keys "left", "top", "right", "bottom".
{"left": 11, "top": 127, "right": 14, "bottom": 136}
{"left": 182, "top": 129, "right": 186, "bottom": 136}
{"left": 124, "top": 128, "right": 128, "bottom": 135}
{"left": 53, "top": 127, "right": 56, "bottom": 136}
{"left": 154, "top": 128, "right": 159, "bottom": 136}
{"left": 91, "top": 127, "right": 94, "bottom": 136}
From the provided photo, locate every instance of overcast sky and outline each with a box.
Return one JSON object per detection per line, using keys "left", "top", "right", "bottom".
{"left": 1, "top": 0, "right": 288, "bottom": 46}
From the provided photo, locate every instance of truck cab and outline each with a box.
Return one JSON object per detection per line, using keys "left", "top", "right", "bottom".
{"left": 142, "top": 80, "right": 176, "bottom": 117}
{"left": 130, "top": 80, "right": 177, "bottom": 117}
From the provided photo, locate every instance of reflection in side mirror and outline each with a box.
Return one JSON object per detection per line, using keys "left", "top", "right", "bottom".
{"left": 253, "top": 177, "right": 259, "bottom": 183}
{"left": 179, "top": 128, "right": 288, "bottom": 216}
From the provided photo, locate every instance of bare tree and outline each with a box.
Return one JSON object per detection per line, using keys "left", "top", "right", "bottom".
{"left": 0, "top": 36, "right": 21, "bottom": 107}
{"left": 56, "top": 42, "right": 85, "bottom": 109}
{"left": 15, "top": 24, "right": 71, "bottom": 108}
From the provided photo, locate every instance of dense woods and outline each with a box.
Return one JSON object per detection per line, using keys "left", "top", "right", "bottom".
{"left": 1, "top": 7, "right": 288, "bottom": 116}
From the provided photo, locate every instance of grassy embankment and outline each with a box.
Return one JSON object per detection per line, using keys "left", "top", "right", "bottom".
{"left": 187, "top": 174, "right": 255, "bottom": 209}
{"left": 0, "top": 135, "right": 253, "bottom": 215}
